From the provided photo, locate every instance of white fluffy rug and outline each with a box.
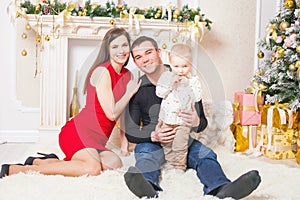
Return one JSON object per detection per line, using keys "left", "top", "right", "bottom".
{"left": 0, "top": 144, "right": 300, "bottom": 200}
{"left": 1, "top": 101, "right": 299, "bottom": 200}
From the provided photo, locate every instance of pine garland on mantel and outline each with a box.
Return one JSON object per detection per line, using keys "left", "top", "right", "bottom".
{"left": 17, "top": 0, "right": 212, "bottom": 30}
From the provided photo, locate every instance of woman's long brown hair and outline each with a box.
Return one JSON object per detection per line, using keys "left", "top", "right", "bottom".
{"left": 83, "top": 27, "right": 131, "bottom": 93}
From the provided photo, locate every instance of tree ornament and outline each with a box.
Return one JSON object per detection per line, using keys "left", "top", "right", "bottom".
{"left": 162, "top": 43, "right": 167, "bottom": 49}
{"left": 297, "top": 0, "right": 300, "bottom": 7}
{"left": 279, "top": 21, "right": 290, "bottom": 31}
{"left": 21, "top": 50, "right": 27, "bottom": 56}
{"left": 21, "top": 33, "right": 27, "bottom": 39}
{"left": 174, "top": 8, "right": 181, "bottom": 16}
{"left": 44, "top": 35, "right": 50, "bottom": 42}
{"left": 289, "top": 64, "right": 296, "bottom": 71}
{"left": 25, "top": 23, "right": 31, "bottom": 30}
{"left": 109, "top": 19, "right": 115, "bottom": 25}
{"left": 285, "top": 0, "right": 294, "bottom": 9}
{"left": 276, "top": 47, "right": 285, "bottom": 58}
{"left": 36, "top": 35, "right": 41, "bottom": 43}
{"left": 257, "top": 51, "right": 264, "bottom": 58}
{"left": 295, "top": 60, "right": 300, "bottom": 68}
{"left": 296, "top": 46, "right": 300, "bottom": 53}
{"left": 172, "top": 37, "right": 178, "bottom": 43}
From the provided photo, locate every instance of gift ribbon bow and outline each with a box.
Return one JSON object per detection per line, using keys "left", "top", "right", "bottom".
{"left": 266, "top": 102, "right": 293, "bottom": 150}
{"left": 247, "top": 81, "right": 267, "bottom": 112}
{"left": 265, "top": 23, "right": 278, "bottom": 44}
{"left": 127, "top": 7, "right": 145, "bottom": 34}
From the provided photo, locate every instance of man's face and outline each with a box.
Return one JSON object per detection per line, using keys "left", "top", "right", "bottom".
{"left": 131, "top": 41, "right": 163, "bottom": 74}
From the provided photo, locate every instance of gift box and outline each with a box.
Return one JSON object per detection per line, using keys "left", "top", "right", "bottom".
{"left": 233, "top": 124, "right": 257, "bottom": 152}
{"left": 257, "top": 104, "right": 298, "bottom": 160}
{"left": 233, "top": 91, "right": 263, "bottom": 125}
{"left": 296, "top": 121, "right": 300, "bottom": 164}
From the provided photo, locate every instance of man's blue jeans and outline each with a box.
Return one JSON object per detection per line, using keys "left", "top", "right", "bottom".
{"left": 134, "top": 139, "right": 231, "bottom": 194}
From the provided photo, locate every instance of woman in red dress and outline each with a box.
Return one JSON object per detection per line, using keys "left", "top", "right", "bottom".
{"left": 0, "top": 27, "right": 141, "bottom": 178}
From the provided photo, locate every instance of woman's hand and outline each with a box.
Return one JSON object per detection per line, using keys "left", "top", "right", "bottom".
{"left": 178, "top": 104, "right": 200, "bottom": 127}
{"left": 126, "top": 78, "right": 141, "bottom": 96}
{"left": 151, "top": 120, "right": 176, "bottom": 144}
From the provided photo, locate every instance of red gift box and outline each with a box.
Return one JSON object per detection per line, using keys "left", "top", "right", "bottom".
{"left": 233, "top": 91, "right": 263, "bottom": 125}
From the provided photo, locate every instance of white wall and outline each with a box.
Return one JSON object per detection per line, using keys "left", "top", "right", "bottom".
{"left": 0, "top": 1, "right": 278, "bottom": 142}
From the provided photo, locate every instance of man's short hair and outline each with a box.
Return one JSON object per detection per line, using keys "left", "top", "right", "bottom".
{"left": 131, "top": 36, "right": 158, "bottom": 51}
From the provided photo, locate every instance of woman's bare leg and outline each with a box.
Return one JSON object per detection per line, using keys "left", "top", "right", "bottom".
{"left": 99, "top": 150, "right": 122, "bottom": 170}
{"left": 7, "top": 148, "right": 102, "bottom": 177}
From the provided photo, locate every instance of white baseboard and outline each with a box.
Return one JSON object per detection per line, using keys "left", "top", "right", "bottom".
{"left": 0, "top": 130, "right": 59, "bottom": 145}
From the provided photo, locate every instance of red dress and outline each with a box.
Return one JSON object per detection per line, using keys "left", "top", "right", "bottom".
{"left": 59, "top": 62, "right": 131, "bottom": 161}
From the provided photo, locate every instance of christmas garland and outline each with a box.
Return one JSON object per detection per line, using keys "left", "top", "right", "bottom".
{"left": 17, "top": 0, "right": 212, "bottom": 30}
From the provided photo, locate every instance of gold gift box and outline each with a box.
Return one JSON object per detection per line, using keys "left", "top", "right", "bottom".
{"left": 233, "top": 124, "right": 257, "bottom": 152}
{"left": 257, "top": 125, "right": 297, "bottom": 160}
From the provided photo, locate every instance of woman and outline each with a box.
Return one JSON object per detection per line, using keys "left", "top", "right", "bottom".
{"left": 0, "top": 27, "right": 141, "bottom": 178}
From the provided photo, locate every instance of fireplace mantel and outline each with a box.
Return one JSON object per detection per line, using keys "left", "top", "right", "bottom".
{"left": 21, "top": 15, "right": 201, "bottom": 131}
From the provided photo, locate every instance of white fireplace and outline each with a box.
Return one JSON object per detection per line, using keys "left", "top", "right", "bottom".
{"left": 19, "top": 15, "right": 206, "bottom": 132}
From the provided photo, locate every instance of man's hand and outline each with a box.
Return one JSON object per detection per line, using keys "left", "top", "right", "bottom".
{"left": 178, "top": 104, "right": 200, "bottom": 127}
{"left": 151, "top": 120, "right": 176, "bottom": 143}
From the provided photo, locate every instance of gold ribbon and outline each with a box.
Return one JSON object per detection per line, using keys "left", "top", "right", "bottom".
{"left": 233, "top": 102, "right": 259, "bottom": 125}
{"left": 265, "top": 23, "right": 278, "bottom": 43}
{"left": 232, "top": 102, "right": 240, "bottom": 125}
{"left": 246, "top": 81, "right": 267, "bottom": 112}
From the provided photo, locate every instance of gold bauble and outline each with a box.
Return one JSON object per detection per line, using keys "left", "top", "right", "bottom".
{"left": 162, "top": 43, "right": 167, "bottom": 49}
{"left": 21, "top": 49, "right": 27, "bottom": 56}
{"left": 295, "top": 60, "right": 300, "bottom": 68}
{"left": 25, "top": 24, "right": 31, "bottom": 30}
{"left": 285, "top": 0, "right": 294, "bottom": 9}
{"left": 36, "top": 36, "right": 41, "bottom": 43}
{"left": 174, "top": 8, "right": 181, "bottom": 16}
{"left": 279, "top": 21, "right": 290, "bottom": 31}
{"left": 297, "top": 0, "right": 300, "bottom": 7}
{"left": 172, "top": 38, "right": 178, "bottom": 43}
{"left": 21, "top": 33, "right": 27, "bottom": 39}
{"left": 296, "top": 46, "right": 300, "bottom": 54}
{"left": 257, "top": 51, "right": 264, "bottom": 59}
{"left": 78, "top": 11, "right": 83, "bottom": 16}
{"left": 154, "top": 13, "right": 161, "bottom": 19}
{"left": 289, "top": 64, "right": 296, "bottom": 71}
{"left": 173, "top": 14, "right": 178, "bottom": 19}
{"left": 109, "top": 19, "right": 115, "bottom": 25}
{"left": 44, "top": 35, "right": 50, "bottom": 42}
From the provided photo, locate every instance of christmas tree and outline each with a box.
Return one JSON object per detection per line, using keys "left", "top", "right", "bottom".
{"left": 253, "top": 0, "right": 300, "bottom": 110}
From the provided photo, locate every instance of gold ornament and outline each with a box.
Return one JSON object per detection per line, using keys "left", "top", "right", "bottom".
{"left": 285, "top": 0, "right": 294, "bottom": 9}
{"left": 279, "top": 21, "right": 290, "bottom": 31}
{"left": 276, "top": 47, "right": 285, "bottom": 58}
{"left": 172, "top": 38, "right": 178, "bottom": 43}
{"left": 162, "top": 43, "right": 167, "bottom": 49}
{"left": 25, "top": 24, "right": 31, "bottom": 30}
{"left": 45, "top": 35, "right": 50, "bottom": 42}
{"left": 295, "top": 61, "right": 300, "bottom": 68}
{"left": 296, "top": 46, "right": 300, "bottom": 54}
{"left": 257, "top": 51, "right": 264, "bottom": 58}
{"left": 21, "top": 49, "right": 27, "bottom": 56}
{"left": 154, "top": 13, "right": 161, "bottom": 19}
{"left": 297, "top": 0, "right": 300, "bottom": 7}
{"left": 109, "top": 19, "right": 115, "bottom": 25}
{"left": 173, "top": 14, "right": 178, "bottom": 19}
{"left": 21, "top": 33, "right": 27, "bottom": 39}
{"left": 36, "top": 36, "right": 41, "bottom": 43}
{"left": 174, "top": 8, "right": 180, "bottom": 16}
{"left": 289, "top": 64, "right": 296, "bottom": 71}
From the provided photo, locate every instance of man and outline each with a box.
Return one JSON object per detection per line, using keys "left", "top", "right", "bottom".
{"left": 124, "top": 36, "right": 261, "bottom": 199}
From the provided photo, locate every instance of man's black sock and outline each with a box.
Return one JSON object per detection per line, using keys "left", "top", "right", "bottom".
{"left": 215, "top": 170, "right": 261, "bottom": 199}
{"left": 124, "top": 166, "right": 157, "bottom": 198}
